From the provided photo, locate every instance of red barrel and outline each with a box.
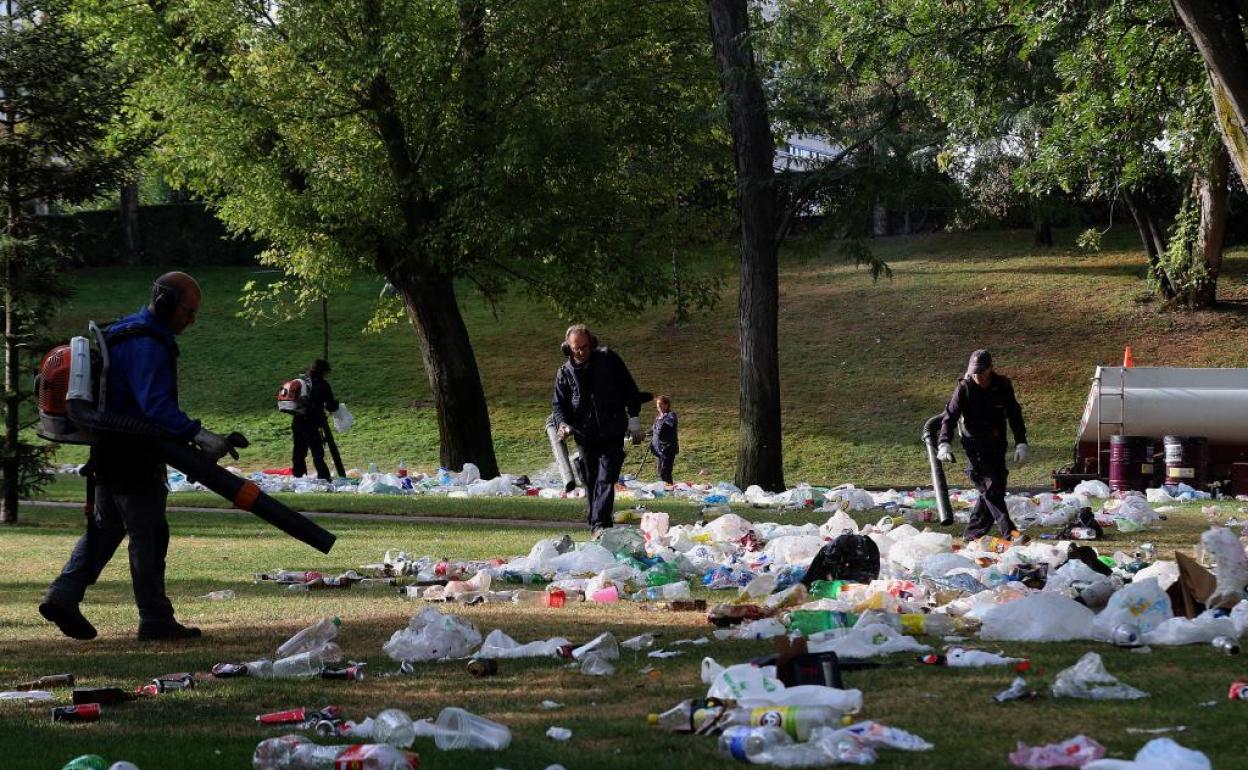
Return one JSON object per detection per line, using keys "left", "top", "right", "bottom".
{"left": 1164, "top": 435, "right": 1209, "bottom": 488}
{"left": 1109, "top": 435, "right": 1154, "bottom": 492}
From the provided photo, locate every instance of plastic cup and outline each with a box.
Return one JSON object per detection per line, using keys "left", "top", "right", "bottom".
{"left": 434, "top": 706, "right": 512, "bottom": 750}
{"left": 591, "top": 586, "right": 619, "bottom": 604}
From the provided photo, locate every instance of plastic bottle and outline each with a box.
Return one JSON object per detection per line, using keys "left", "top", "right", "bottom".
{"left": 898, "top": 613, "right": 957, "bottom": 637}
{"left": 61, "top": 757, "right": 106, "bottom": 770}
{"left": 271, "top": 650, "right": 329, "bottom": 679}
{"left": 396, "top": 460, "right": 407, "bottom": 478}
{"left": 717, "top": 726, "right": 793, "bottom": 761}
{"left": 716, "top": 705, "right": 843, "bottom": 741}
{"left": 511, "top": 589, "right": 548, "bottom": 605}
{"left": 276, "top": 617, "right": 341, "bottom": 658}
{"left": 367, "top": 462, "right": 380, "bottom": 475}
{"left": 647, "top": 699, "right": 724, "bottom": 733}
{"left": 252, "top": 735, "right": 418, "bottom": 770}
{"left": 644, "top": 562, "right": 680, "bottom": 587}
{"left": 631, "top": 582, "right": 691, "bottom": 602}
{"left": 202, "top": 590, "right": 236, "bottom": 601}
{"left": 371, "top": 709, "right": 416, "bottom": 748}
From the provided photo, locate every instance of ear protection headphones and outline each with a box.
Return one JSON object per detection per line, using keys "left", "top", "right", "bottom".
{"left": 151, "top": 279, "right": 184, "bottom": 319}
{"left": 561, "top": 325, "right": 599, "bottom": 357}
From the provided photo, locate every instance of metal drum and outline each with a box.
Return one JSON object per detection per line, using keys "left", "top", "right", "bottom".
{"left": 1109, "top": 435, "right": 1153, "bottom": 492}
{"left": 1164, "top": 435, "right": 1209, "bottom": 488}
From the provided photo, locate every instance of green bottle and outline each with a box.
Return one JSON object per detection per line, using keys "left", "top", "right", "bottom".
{"left": 61, "top": 757, "right": 107, "bottom": 770}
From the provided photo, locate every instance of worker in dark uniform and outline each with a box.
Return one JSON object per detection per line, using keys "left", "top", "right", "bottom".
{"left": 937, "top": 349, "right": 1029, "bottom": 542}
{"left": 650, "top": 394, "right": 679, "bottom": 484}
{"left": 291, "top": 359, "right": 339, "bottom": 482}
{"left": 41, "top": 272, "right": 232, "bottom": 641}
{"left": 551, "top": 324, "right": 645, "bottom": 537}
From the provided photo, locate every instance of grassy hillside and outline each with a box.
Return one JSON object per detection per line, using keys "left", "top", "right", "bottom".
{"left": 38, "top": 226, "right": 1248, "bottom": 486}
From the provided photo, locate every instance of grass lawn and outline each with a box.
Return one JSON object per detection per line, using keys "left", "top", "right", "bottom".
{"left": 32, "top": 226, "right": 1248, "bottom": 489}
{"left": 1, "top": 502, "right": 1244, "bottom": 769}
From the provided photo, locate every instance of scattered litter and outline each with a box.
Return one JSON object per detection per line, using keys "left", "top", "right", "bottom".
{"left": 1083, "top": 737, "right": 1210, "bottom": 770}
{"left": 545, "top": 726, "right": 572, "bottom": 742}
{"left": 1009, "top": 735, "right": 1105, "bottom": 769}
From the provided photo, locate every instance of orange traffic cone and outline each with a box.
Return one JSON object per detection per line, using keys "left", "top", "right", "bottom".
{"left": 1123, "top": 345, "right": 1135, "bottom": 368}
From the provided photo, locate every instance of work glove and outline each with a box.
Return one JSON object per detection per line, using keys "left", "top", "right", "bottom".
{"left": 628, "top": 415, "right": 644, "bottom": 445}
{"left": 1014, "top": 443, "right": 1029, "bottom": 466}
{"left": 557, "top": 422, "right": 573, "bottom": 440}
{"left": 936, "top": 442, "right": 954, "bottom": 463}
{"left": 193, "top": 427, "right": 230, "bottom": 462}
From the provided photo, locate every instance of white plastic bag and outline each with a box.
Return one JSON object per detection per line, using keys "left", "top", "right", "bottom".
{"left": 1142, "top": 612, "right": 1239, "bottom": 646}
{"left": 1051, "top": 652, "right": 1148, "bottom": 700}
{"left": 706, "top": 663, "right": 783, "bottom": 701}
{"left": 1073, "top": 479, "right": 1111, "bottom": 498}
{"left": 805, "top": 624, "right": 931, "bottom": 658}
{"left": 980, "top": 593, "right": 1096, "bottom": 642}
{"left": 1083, "top": 738, "right": 1210, "bottom": 770}
{"left": 331, "top": 403, "right": 354, "bottom": 434}
{"left": 1201, "top": 526, "right": 1248, "bottom": 607}
{"left": 477, "top": 629, "right": 570, "bottom": 659}
{"left": 1093, "top": 578, "right": 1172, "bottom": 638}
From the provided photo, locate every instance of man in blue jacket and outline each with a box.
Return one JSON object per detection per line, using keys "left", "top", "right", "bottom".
{"left": 552, "top": 324, "right": 645, "bottom": 537}
{"left": 40, "top": 272, "right": 232, "bottom": 641}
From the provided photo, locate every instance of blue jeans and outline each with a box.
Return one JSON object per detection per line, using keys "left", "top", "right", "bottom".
{"left": 45, "top": 486, "right": 175, "bottom": 624}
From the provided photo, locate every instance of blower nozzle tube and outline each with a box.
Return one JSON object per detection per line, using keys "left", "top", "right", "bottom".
{"left": 921, "top": 414, "right": 955, "bottom": 526}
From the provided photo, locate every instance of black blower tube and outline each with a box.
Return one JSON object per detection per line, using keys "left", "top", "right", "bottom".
{"left": 67, "top": 400, "right": 336, "bottom": 554}
{"left": 921, "top": 414, "right": 955, "bottom": 526}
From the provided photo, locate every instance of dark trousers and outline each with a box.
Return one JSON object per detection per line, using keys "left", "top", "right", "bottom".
{"left": 963, "top": 440, "right": 1015, "bottom": 539}
{"left": 292, "top": 417, "right": 331, "bottom": 481}
{"left": 655, "top": 451, "right": 676, "bottom": 484}
{"left": 45, "top": 486, "right": 175, "bottom": 624}
{"left": 577, "top": 436, "right": 625, "bottom": 530}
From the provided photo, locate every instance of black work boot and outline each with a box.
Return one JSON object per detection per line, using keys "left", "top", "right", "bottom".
{"left": 137, "top": 621, "right": 202, "bottom": 642}
{"left": 39, "top": 600, "right": 98, "bottom": 641}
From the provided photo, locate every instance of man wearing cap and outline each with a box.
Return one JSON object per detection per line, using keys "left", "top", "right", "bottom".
{"left": 936, "top": 349, "right": 1029, "bottom": 541}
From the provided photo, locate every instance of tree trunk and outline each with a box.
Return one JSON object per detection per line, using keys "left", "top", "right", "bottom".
{"left": 1120, "top": 188, "right": 1176, "bottom": 299}
{"left": 320, "top": 295, "right": 330, "bottom": 362}
{"left": 120, "top": 181, "right": 141, "bottom": 266}
{"left": 2, "top": 252, "right": 18, "bottom": 524}
{"left": 1173, "top": 0, "right": 1248, "bottom": 186}
{"left": 1031, "top": 200, "right": 1053, "bottom": 247}
{"left": 391, "top": 267, "right": 499, "bottom": 478}
{"left": 1194, "top": 143, "right": 1230, "bottom": 308}
{"left": 709, "top": 0, "right": 785, "bottom": 492}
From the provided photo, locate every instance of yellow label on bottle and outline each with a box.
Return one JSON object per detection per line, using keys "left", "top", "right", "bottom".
{"left": 750, "top": 706, "right": 799, "bottom": 739}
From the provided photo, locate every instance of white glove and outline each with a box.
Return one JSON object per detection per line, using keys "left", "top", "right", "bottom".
{"left": 936, "top": 442, "right": 954, "bottom": 463}
{"left": 628, "top": 415, "right": 644, "bottom": 445}
{"left": 557, "top": 423, "right": 573, "bottom": 440}
{"left": 1014, "top": 443, "right": 1029, "bottom": 465}
{"left": 194, "top": 427, "right": 230, "bottom": 461}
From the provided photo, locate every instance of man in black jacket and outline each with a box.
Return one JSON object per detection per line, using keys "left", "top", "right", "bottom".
{"left": 937, "top": 349, "right": 1029, "bottom": 541}
{"left": 552, "top": 325, "right": 645, "bottom": 536}
{"left": 291, "top": 359, "right": 339, "bottom": 482}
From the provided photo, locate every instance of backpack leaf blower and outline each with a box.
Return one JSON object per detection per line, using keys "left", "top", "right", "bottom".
{"left": 36, "top": 323, "right": 336, "bottom": 554}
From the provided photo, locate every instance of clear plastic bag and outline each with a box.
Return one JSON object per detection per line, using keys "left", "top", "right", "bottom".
{"left": 331, "top": 403, "right": 354, "bottom": 434}
{"left": 1051, "top": 652, "right": 1148, "bottom": 700}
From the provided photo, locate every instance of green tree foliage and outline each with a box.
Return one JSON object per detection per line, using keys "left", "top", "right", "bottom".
{"left": 834, "top": 0, "right": 1230, "bottom": 306}
{"left": 1, "top": 0, "right": 136, "bottom": 522}
{"left": 83, "top": 0, "right": 726, "bottom": 477}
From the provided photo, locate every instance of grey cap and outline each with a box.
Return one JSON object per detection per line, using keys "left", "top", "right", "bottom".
{"left": 967, "top": 348, "right": 993, "bottom": 374}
